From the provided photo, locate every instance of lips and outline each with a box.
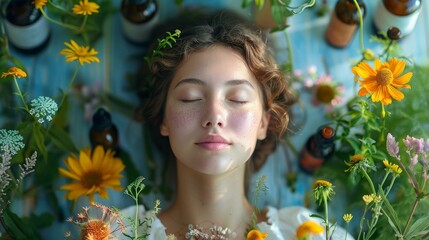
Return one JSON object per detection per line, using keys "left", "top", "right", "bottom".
{"left": 196, "top": 135, "right": 231, "bottom": 150}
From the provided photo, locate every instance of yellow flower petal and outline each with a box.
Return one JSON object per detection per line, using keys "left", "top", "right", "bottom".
{"left": 387, "top": 85, "right": 404, "bottom": 101}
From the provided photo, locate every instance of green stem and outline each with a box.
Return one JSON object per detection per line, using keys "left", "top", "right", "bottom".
{"left": 323, "top": 194, "right": 330, "bottom": 240}
{"left": 380, "top": 171, "right": 389, "bottom": 188}
{"left": 13, "top": 77, "right": 29, "bottom": 111}
{"left": 362, "top": 169, "right": 376, "bottom": 194}
{"left": 284, "top": 30, "right": 294, "bottom": 73}
{"left": 353, "top": 0, "right": 365, "bottom": 52}
{"left": 403, "top": 198, "right": 419, "bottom": 236}
{"left": 385, "top": 175, "right": 397, "bottom": 196}
{"left": 58, "top": 66, "right": 80, "bottom": 110}
{"left": 357, "top": 205, "right": 369, "bottom": 240}
{"left": 47, "top": 0, "right": 75, "bottom": 17}
{"left": 40, "top": 8, "right": 80, "bottom": 32}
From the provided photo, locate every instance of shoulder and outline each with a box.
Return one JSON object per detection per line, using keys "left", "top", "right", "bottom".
{"left": 257, "top": 206, "right": 355, "bottom": 240}
{"left": 118, "top": 205, "right": 168, "bottom": 240}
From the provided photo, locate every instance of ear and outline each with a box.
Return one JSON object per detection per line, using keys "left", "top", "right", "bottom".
{"left": 160, "top": 120, "right": 169, "bottom": 136}
{"left": 257, "top": 111, "right": 271, "bottom": 140}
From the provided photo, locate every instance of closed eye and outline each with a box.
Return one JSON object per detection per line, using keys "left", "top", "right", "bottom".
{"left": 181, "top": 99, "right": 202, "bottom": 103}
{"left": 229, "top": 99, "right": 248, "bottom": 104}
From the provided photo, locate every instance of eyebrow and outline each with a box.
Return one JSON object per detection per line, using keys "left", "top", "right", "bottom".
{"left": 174, "top": 78, "right": 255, "bottom": 89}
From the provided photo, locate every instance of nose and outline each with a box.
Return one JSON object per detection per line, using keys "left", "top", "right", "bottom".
{"left": 201, "top": 99, "right": 226, "bottom": 128}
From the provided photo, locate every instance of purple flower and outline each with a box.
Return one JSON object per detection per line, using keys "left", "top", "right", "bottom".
{"left": 403, "top": 136, "right": 425, "bottom": 155}
{"left": 386, "top": 133, "right": 399, "bottom": 158}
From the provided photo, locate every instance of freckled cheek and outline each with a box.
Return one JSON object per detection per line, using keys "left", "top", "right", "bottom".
{"left": 228, "top": 111, "right": 261, "bottom": 136}
{"left": 165, "top": 106, "right": 201, "bottom": 134}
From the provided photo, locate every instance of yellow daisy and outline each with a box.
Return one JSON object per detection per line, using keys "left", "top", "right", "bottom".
{"left": 246, "top": 229, "right": 268, "bottom": 240}
{"left": 1, "top": 67, "right": 27, "bottom": 78}
{"left": 59, "top": 146, "right": 125, "bottom": 203}
{"left": 343, "top": 213, "right": 353, "bottom": 223}
{"left": 72, "top": 0, "right": 100, "bottom": 15}
{"left": 383, "top": 159, "right": 403, "bottom": 174}
{"left": 352, "top": 58, "right": 412, "bottom": 105}
{"left": 296, "top": 221, "right": 324, "bottom": 239}
{"left": 33, "top": 0, "right": 48, "bottom": 9}
{"left": 60, "top": 40, "right": 100, "bottom": 65}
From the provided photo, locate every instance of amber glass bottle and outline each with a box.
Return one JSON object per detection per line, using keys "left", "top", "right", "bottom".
{"left": 120, "top": 0, "right": 159, "bottom": 44}
{"left": 1, "top": 0, "right": 51, "bottom": 54}
{"left": 89, "top": 108, "right": 119, "bottom": 152}
{"left": 299, "top": 125, "right": 336, "bottom": 174}
{"left": 373, "top": 0, "right": 421, "bottom": 37}
{"left": 325, "top": 0, "right": 366, "bottom": 48}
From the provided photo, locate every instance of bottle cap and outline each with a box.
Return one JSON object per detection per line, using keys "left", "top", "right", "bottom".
{"left": 92, "top": 108, "right": 113, "bottom": 131}
{"left": 321, "top": 126, "right": 335, "bottom": 139}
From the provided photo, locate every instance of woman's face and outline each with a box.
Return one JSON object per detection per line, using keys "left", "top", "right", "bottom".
{"left": 160, "top": 45, "right": 270, "bottom": 175}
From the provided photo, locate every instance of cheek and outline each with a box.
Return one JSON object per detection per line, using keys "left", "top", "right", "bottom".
{"left": 165, "top": 105, "right": 200, "bottom": 134}
{"left": 229, "top": 110, "right": 261, "bottom": 137}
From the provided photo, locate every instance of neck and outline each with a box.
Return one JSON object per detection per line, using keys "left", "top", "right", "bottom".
{"left": 165, "top": 161, "right": 253, "bottom": 237}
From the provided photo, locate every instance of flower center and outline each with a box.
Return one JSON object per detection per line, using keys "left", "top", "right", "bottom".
{"left": 82, "top": 171, "right": 102, "bottom": 188}
{"left": 81, "top": 220, "right": 110, "bottom": 240}
{"left": 376, "top": 68, "right": 394, "bottom": 86}
{"left": 315, "top": 84, "right": 335, "bottom": 104}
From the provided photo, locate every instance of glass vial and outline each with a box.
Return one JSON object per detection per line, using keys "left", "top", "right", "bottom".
{"left": 89, "top": 108, "right": 119, "bottom": 152}
{"left": 120, "top": 0, "right": 159, "bottom": 44}
{"left": 325, "top": 0, "right": 366, "bottom": 48}
{"left": 373, "top": 0, "right": 421, "bottom": 38}
{"left": 1, "top": 0, "right": 51, "bottom": 54}
{"left": 299, "top": 125, "right": 336, "bottom": 174}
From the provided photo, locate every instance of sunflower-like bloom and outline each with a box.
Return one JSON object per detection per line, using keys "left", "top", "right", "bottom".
{"left": 383, "top": 159, "right": 403, "bottom": 174}
{"left": 246, "top": 229, "right": 268, "bottom": 240}
{"left": 1, "top": 67, "right": 27, "bottom": 78}
{"left": 72, "top": 0, "right": 100, "bottom": 15}
{"left": 296, "top": 221, "right": 324, "bottom": 239}
{"left": 312, "top": 180, "right": 335, "bottom": 205}
{"left": 59, "top": 146, "right": 125, "bottom": 203}
{"left": 60, "top": 40, "right": 100, "bottom": 65}
{"left": 352, "top": 58, "right": 412, "bottom": 105}
{"left": 33, "top": 0, "right": 48, "bottom": 9}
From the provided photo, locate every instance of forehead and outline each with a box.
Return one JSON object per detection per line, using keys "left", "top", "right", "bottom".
{"left": 171, "top": 45, "right": 258, "bottom": 87}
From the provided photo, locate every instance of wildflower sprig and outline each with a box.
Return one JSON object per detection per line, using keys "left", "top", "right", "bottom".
{"left": 311, "top": 180, "right": 335, "bottom": 239}
{"left": 123, "top": 176, "right": 161, "bottom": 240}
{"left": 248, "top": 176, "right": 268, "bottom": 237}
{"left": 144, "top": 29, "right": 181, "bottom": 67}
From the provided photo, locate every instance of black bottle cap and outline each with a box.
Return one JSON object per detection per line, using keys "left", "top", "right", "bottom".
{"left": 92, "top": 107, "right": 113, "bottom": 131}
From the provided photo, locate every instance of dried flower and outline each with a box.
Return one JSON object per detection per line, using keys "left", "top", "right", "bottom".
{"left": 383, "top": 159, "right": 403, "bottom": 175}
{"left": 72, "top": 0, "right": 100, "bottom": 15}
{"left": 246, "top": 229, "right": 268, "bottom": 240}
{"left": 387, "top": 26, "right": 401, "bottom": 40}
{"left": 29, "top": 96, "right": 58, "bottom": 124}
{"left": 312, "top": 180, "right": 335, "bottom": 205}
{"left": 386, "top": 133, "right": 400, "bottom": 158}
{"left": 33, "top": 0, "right": 48, "bottom": 9}
{"left": 66, "top": 203, "right": 125, "bottom": 240}
{"left": 0, "top": 129, "right": 25, "bottom": 155}
{"left": 60, "top": 40, "right": 100, "bottom": 65}
{"left": 59, "top": 146, "right": 125, "bottom": 203}
{"left": 352, "top": 58, "right": 412, "bottom": 105}
{"left": 1, "top": 67, "right": 27, "bottom": 79}
{"left": 296, "top": 221, "right": 324, "bottom": 239}
{"left": 343, "top": 213, "right": 353, "bottom": 223}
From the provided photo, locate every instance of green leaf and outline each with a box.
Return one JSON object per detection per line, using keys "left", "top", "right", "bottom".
{"left": 1, "top": 208, "right": 43, "bottom": 240}
{"left": 405, "top": 213, "right": 429, "bottom": 238}
{"left": 379, "top": 187, "right": 402, "bottom": 231}
{"left": 47, "top": 124, "right": 78, "bottom": 154}
{"left": 32, "top": 123, "right": 48, "bottom": 161}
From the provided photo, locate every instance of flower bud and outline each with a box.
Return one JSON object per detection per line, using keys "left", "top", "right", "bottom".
{"left": 387, "top": 27, "right": 401, "bottom": 40}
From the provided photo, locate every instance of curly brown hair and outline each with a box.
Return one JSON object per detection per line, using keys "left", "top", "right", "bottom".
{"left": 140, "top": 10, "right": 296, "bottom": 172}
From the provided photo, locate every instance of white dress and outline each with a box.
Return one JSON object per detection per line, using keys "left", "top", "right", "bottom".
{"left": 119, "top": 205, "right": 354, "bottom": 240}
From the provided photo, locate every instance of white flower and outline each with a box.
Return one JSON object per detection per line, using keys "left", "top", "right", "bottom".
{"left": 29, "top": 96, "right": 58, "bottom": 124}
{"left": 0, "top": 129, "right": 25, "bottom": 155}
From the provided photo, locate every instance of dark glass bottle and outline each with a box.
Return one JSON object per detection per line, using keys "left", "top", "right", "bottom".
{"left": 120, "top": 0, "right": 159, "bottom": 44}
{"left": 1, "top": 0, "right": 51, "bottom": 54}
{"left": 325, "top": 0, "right": 366, "bottom": 48}
{"left": 299, "top": 125, "right": 336, "bottom": 174}
{"left": 89, "top": 108, "right": 119, "bottom": 152}
{"left": 373, "top": 0, "right": 421, "bottom": 38}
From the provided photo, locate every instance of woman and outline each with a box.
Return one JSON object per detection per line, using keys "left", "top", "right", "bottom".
{"left": 122, "top": 11, "right": 352, "bottom": 240}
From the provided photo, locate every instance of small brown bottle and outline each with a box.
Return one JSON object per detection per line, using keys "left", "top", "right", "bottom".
{"left": 120, "top": 0, "right": 159, "bottom": 44}
{"left": 1, "top": 0, "right": 51, "bottom": 54}
{"left": 299, "top": 125, "right": 336, "bottom": 174}
{"left": 89, "top": 108, "right": 119, "bottom": 152}
{"left": 325, "top": 0, "right": 366, "bottom": 48}
{"left": 373, "top": 0, "right": 421, "bottom": 38}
